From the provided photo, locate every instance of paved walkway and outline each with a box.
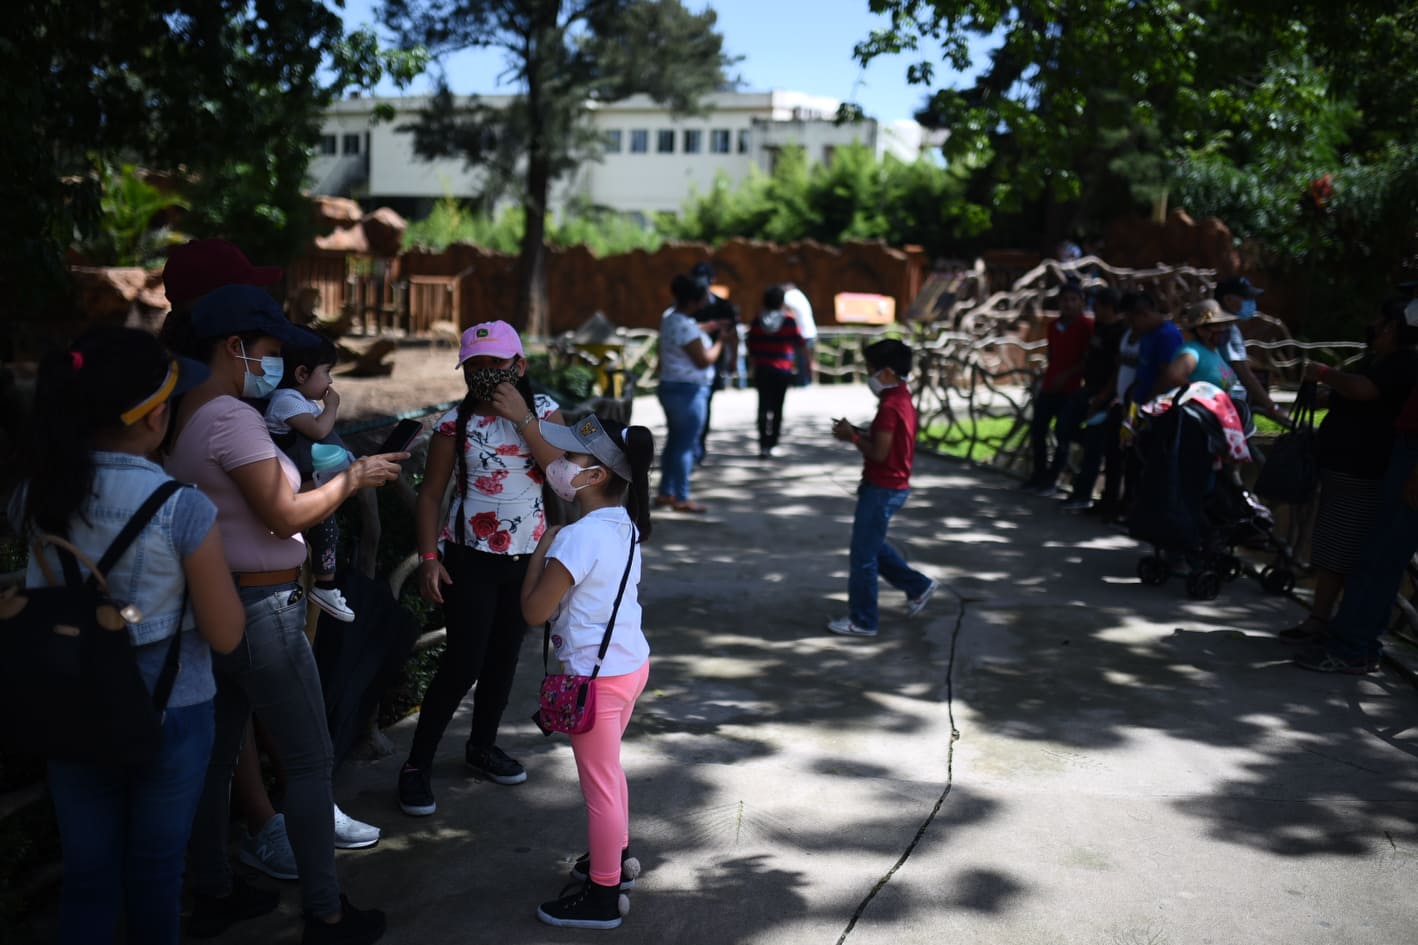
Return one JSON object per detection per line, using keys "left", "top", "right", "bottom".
{"left": 237, "top": 384, "right": 1416, "bottom": 945}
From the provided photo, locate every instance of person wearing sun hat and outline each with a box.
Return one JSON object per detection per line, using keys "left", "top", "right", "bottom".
{"left": 397, "top": 319, "right": 568, "bottom": 817}
{"left": 8, "top": 326, "right": 247, "bottom": 945}
{"left": 1156, "top": 299, "right": 1241, "bottom": 394}
{"left": 165, "top": 284, "right": 404, "bottom": 944}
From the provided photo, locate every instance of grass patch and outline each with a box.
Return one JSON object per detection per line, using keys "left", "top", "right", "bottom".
{"left": 920, "top": 414, "right": 1024, "bottom": 463}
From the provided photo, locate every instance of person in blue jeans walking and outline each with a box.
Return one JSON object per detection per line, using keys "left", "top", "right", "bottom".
{"left": 9, "top": 327, "right": 245, "bottom": 945}
{"left": 656, "top": 274, "right": 729, "bottom": 513}
{"left": 827, "top": 339, "right": 939, "bottom": 637}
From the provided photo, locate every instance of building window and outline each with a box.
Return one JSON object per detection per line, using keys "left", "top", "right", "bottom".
{"left": 319, "top": 135, "right": 337, "bottom": 156}
{"left": 737, "top": 129, "right": 751, "bottom": 154}
{"left": 604, "top": 129, "right": 623, "bottom": 153}
{"left": 823, "top": 145, "right": 836, "bottom": 167}
{"left": 764, "top": 146, "right": 781, "bottom": 174}
{"left": 630, "top": 129, "right": 648, "bottom": 153}
{"left": 710, "top": 129, "right": 731, "bottom": 154}
{"left": 342, "top": 134, "right": 361, "bottom": 155}
{"left": 683, "top": 129, "right": 702, "bottom": 154}
{"left": 657, "top": 129, "right": 675, "bottom": 153}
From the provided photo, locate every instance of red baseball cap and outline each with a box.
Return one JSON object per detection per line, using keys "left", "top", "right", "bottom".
{"left": 162, "top": 239, "right": 282, "bottom": 308}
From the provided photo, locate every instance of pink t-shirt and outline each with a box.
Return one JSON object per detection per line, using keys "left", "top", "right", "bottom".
{"left": 166, "top": 396, "right": 307, "bottom": 572}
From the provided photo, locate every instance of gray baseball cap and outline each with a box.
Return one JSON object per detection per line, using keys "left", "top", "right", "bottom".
{"left": 538, "top": 415, "right": 633, "bottom": 481}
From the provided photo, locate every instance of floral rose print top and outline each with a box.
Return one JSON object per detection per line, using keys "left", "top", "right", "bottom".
{"left": 437, "top": 392, "right": 559, "bottom": 556}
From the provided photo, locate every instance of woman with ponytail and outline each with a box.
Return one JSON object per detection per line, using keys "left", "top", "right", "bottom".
{"left": 521, "top": 414, "right": 654, "bottom": 930}
{"left": 9, "top": 327, "right": 244, "bottom": 945}
{"left": 398, "top": 321, "right": 566, "bottom": 816}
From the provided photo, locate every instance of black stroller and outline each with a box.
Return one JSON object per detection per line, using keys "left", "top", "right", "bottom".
{"left": 1128, "top": 387, "right": 1299, "bottom": 600}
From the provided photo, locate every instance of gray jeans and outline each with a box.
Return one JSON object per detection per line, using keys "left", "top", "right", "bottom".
{"left": 188, "top": 583, "right": 340, "bottom": 916}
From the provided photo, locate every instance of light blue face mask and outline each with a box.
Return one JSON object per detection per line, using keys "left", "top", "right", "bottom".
{"left": 237, "top": 342, "right": 283, "bottom": 399}
{"left": 1236, "top": 298, "right": 1257, "bottom": 320}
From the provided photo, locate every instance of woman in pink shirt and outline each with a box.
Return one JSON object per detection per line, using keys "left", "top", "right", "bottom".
{"left": 165, "top": 285, "right": 404, "bottom": 945}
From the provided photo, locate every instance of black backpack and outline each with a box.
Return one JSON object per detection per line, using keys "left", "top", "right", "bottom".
{"left": 0, "top": 480, "right": 188, "bottom": 766}
{"left": 1255, "top": 381, "right": 1319, "bottom": 505}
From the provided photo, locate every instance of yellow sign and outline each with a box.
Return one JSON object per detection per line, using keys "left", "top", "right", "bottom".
{"left": 834, "top": 292, "right": 896, "bottom": 325}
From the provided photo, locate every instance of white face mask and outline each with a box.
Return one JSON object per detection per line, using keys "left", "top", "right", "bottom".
{"left": 545, "top": 458, "right": 602, "bottom": 502}
{"left": 236, "top": 342, "right": 283, "bottom": 399}
{"left": 866, "top": 370, "right": 896, "bottom": 396}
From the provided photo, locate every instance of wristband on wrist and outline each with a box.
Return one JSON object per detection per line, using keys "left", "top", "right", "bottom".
{"left": 419, "top": 551, "right": 439, "bottom": 562}
{"left": 515, "top": 411, "right": 535, "bottom": 432}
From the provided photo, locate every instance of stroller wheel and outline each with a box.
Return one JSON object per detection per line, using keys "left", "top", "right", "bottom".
{"left": 1261, "top": 567, "right": 1295, "bottom": 595}
{"left": 1137, "top": 556, "right": 1169, "bottom": 586}
{"left": 1186, "top": 570, "right": 1222, "bottom": 601}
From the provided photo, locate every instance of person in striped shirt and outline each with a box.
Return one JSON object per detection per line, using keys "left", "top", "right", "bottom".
{"left": 747, "top": 287, "right": 806, "bottom": 458}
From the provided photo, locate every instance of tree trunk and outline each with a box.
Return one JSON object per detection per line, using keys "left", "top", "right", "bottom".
{"left": 516, "top": 177, "right": 549, "bottom": 339}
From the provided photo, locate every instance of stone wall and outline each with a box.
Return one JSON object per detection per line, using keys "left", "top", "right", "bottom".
{"left": 396, "top": 238, "right": 926, "bottom": 335}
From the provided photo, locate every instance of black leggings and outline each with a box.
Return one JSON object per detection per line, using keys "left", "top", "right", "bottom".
{"left": 407, "top": 544, "right": 529, "bottom": 770}
{"left": 755, "top": 368, "right": 792, "bottom": 450}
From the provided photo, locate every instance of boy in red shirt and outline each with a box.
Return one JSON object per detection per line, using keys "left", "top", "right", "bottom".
{"left": 1024, "top": 278, "right": 1094, "bottom": 495}
{"left": 827, "top": 339, "right": 938, "bottom": 637}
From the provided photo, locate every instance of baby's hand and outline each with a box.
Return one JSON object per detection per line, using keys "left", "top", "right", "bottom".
{"left": 323, "top": 387, "right": 341, "bottom": 411}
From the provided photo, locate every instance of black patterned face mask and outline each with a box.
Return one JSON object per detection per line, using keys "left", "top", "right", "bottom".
{"left": 466, "top": 365, "right": 520, "bottom": 402}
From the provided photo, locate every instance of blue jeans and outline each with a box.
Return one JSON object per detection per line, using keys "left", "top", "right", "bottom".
{"left": 1326, "top": 437, "right": 1418, "bottom": 661}
{"left": 189, "top": 584, "right": 340, "bottom": 916}
{"left": 657, "top": 381, "right": 709, "bottom": 502}
{"left": 848, "top": 483, "right": 933, "bottom": 630}
{"left": 47, "top": 700, "right": 215, "bottom": 945}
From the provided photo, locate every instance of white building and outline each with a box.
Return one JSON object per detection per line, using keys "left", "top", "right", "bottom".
{"left": 308, "top": 90, "right": 934, "bottom": 222}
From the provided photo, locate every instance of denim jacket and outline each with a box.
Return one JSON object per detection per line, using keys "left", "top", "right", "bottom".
{"left": 12, "top": 452, "right": 216, "bottom": 706}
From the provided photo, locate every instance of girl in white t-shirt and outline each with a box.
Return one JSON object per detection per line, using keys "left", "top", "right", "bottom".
{"left": 521, "top": 414, "right": 655, "bottom": 930}
{"left": 264, "top": 335, "right": 354, "bottom": 621}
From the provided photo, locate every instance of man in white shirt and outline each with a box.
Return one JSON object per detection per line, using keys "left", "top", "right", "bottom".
{"left": 782, "top": 284, "right": 818, "bottom": 386}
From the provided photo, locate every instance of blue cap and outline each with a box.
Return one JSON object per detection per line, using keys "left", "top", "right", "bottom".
{"left": 190, "top": 285, "right": 319, "bottom": 346}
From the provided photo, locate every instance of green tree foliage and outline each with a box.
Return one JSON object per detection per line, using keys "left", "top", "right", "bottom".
{"left": 380, "top": 0, "right": 736, "bottom": 336}
{"left": 77, "top": 164, "right": 190, "bottom": 269}
{"left": 403, "top": 195, "right": 663, "bottom": 255}
{"left": 661, "top": 143, "right": 985, "bottom": 250}
{"left": 853, "top": 1, "right": 1418, "bottom": 333}
{"left": 2, "top": 0, "right": 424, "bottom": 343}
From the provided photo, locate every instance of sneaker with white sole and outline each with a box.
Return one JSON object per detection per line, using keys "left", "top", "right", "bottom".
{"left": 333, "top": 804, "right": 380, "bottom": 850}
{"left": 1061, "top": 498, "right": 1093, "bottom": 512}
{"left": 906, "top": 579, "right": 939, "bottom": 618}
{"left": 397, "top": 764, "right": 436, "bottom": 817}
{"left": 465, "top": 743, "right": 527, "bottom": 785}
{"left": 310, "top": 586, "right": 356, "bottom": 622}
{"left": 826, "top": 616, "right": 877, "bottom": 637}
{"left": 570, "top": 848, "right": 641, "bottom": 889}
{"left": 537, "top": 880, "right": 629, "bottom": 930}
{"left": 239, "top": 812, "right": 298, "bottom": 881}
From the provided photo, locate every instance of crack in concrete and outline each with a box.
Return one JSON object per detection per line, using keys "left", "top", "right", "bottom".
{"left": 835, "top": 589, "right": 967, "bottom": 944}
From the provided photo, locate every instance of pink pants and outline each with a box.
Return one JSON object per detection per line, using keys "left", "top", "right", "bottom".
{"left": 569, "top": 660, "right": 650, "bottom": 887}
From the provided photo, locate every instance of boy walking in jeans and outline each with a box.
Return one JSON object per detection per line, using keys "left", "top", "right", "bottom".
{"left": 827, "top": 339, "right": 938, "bottom": 637}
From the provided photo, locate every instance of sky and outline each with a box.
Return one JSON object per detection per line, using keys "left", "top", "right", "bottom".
{"left": 338, "top": 0, "right": 994, "bottom": 124}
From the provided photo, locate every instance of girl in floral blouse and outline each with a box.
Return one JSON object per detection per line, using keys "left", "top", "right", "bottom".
{"left": 397, "top": 321, "right": 566, "bottom": 816}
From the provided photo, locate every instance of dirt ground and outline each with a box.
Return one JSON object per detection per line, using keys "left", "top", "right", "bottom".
{"left": 333, "top": 341, "right": 469, "bottom": 427}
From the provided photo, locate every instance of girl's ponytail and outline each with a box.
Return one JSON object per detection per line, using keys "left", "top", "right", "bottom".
{"left": 621, "top": 425, "right": 655, "bottom": 543}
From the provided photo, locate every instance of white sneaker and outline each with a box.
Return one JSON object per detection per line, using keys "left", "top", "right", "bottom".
{"left": 333, "top": 803, "right": 381, "bottom": 850}
{"left": 311, "top": 586, "right": 356, "bottom": 622}
{"left": 906, "top": 579, "right": 939, "bottom": 618}
{"left": 826, "top": 616, "right": 877, "bottom": 637}
{"left": 238, "top": 812, "right": 298, "bottom": 880}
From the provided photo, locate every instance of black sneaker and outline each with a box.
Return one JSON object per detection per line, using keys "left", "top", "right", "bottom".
{"left": 188, "top": 876, "right": 281, "bottom": 939}
{"left": 465, "top": 743, "right": 527, "bottom": 785}
{"left": 536, "top": 880, "right": 628, "bottom": 930}
{"left": 570, "top": 848, "right": 641, "bottom": 889}
{"left": 397, "top": 764, "right": 436, "bottom": 817}
{"left": 302, "top": 894, "right": 386, "bottom": 945}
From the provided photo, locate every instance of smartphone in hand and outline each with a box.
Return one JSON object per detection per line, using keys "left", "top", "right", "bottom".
{"left": 374, "top": 418, "right": 422, "bottom": 456}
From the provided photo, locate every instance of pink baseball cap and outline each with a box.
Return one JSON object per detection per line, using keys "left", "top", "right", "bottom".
{"left": 457, "top": 320, "right": 524, "bottom": 366}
